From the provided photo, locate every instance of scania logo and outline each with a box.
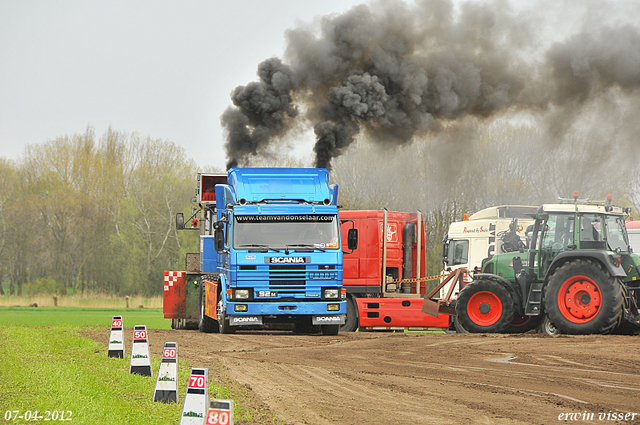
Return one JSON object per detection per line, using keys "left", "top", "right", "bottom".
{"left": 316, "top": 316, "right": 341, "bottom": 322}
{"left": 234, "top": 317, "right": 259, "bottom": 322}
{"left": 266, "top": 257, "right": 309, "bottom": 263}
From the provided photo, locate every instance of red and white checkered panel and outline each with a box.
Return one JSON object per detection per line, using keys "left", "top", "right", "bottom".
{"left": 163, "top": 271, "right": 184, "bottom": 291}
{"left": 163, "top": 271, "right": 186, "bottom": 319}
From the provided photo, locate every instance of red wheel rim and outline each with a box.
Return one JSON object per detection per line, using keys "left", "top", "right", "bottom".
{"left": 558, "top": 275, "right": 602, "bottom": 324}
{"left": 467, "top": 291, "right": 503, "bottom": 326}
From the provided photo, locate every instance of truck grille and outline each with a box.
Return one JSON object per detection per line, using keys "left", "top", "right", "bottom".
{"left": 269, "top": 265, "right": 305, "bottom": 270}
{"left": 270, "top": 280, "right": 304, "bottom": 286}
{"left": 267, "top": 265, "right": 306, "bottom": 292}
{"left": 236, "top": 263, "right": 339, "bottom": 297}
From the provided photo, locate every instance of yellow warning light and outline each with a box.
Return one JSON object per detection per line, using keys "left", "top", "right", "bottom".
{"left": 463, "top": 214, "right": 469, "bottom": 221}
{"left": 573, "top": 191, "right": 579, "bottom": 200}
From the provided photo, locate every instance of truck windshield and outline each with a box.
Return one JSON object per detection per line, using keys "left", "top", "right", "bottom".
{"left": 448, "top": 240, "right": 469, "bottom": 265}
{"left": 233, "top": 214, "right": 340, "bottom": 250}
{"left": 605, "top": 215, "right": 630, "bottom": 252}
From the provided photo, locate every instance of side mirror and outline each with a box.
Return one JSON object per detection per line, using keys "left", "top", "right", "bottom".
{"left": 176, "top": 213, "right": 185, "bottom": 230}
{"left": 214, "top": 228, "right": 225, "bottom": 252}
{"left": 347, "top": 228, "right": 358, "bottom": 251}
{"left": 442, "top": 241, "right": 449, "bottom": 259}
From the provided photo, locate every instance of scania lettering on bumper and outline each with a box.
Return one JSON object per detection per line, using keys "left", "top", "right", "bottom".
{"left": 312, "top": 315, "right": 345, "bottom": 325}
{"left": 229, "top": 316, "right": 263, "bottom": 326}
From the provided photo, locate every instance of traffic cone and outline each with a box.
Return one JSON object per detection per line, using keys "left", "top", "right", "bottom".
{"left": 153, "top": 342, "right": 179, "bottom": 403}
{"left": 129, "top": 325, "right": 152, "bottom": 376}
{"left": 180, "top": 368, "right": 208, "bottom": 425}
{"left": 108, "top": 315, "right": 124, "bottom": 358}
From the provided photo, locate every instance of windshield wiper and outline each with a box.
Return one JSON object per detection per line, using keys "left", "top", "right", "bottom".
{"left": 285, "top": 244, "right": 326, "bottom": 253}
{"left": 238, "top": 244, "right": 280, "bottom": 252}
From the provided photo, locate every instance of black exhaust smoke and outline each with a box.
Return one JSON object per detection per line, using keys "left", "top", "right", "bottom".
{"left": 221, "top": 0, "right": 640, "bottom": 170}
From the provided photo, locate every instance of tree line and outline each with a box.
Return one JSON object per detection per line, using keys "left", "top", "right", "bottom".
{"left": 0, "top": 128, "right": 202, "bottom": 296}
{"left": 1, "top": 122, "right": 637, "bottom": 296}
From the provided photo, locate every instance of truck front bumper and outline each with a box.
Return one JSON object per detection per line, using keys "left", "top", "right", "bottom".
{"left": 226, "top": 300, "right": 346, "bottom": 326}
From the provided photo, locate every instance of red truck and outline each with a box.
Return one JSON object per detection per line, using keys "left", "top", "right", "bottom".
{"left": 339, "top": 210, "right": 450, "bottom": 331}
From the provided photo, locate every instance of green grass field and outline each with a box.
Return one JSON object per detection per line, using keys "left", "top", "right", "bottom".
{"left": 0, "top": 307, "right": 177, "bottom": 423}
{"left": 0, "top": 307, "right": 283, "bottom": 424}
{"left": 0, "top": 294, "right": 163, "bottom": 309}
{"left": 0, "top": 325, "right": 185, "bottom": 424}
{"left": 0, "top": 306, "right": 172, "bottom": 329}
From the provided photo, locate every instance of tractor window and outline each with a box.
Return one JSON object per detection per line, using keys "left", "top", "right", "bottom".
{"left": 540, "top": 214, "right": 574, "bottom": 251}
{"left": 448, "top": 240, "right": 469, "bottom": 265}
{"left": 580, "top": 214, "right": 606, "bottom": 249}
{"left": 605, "top": 215, "right": 630, "bottom": 252}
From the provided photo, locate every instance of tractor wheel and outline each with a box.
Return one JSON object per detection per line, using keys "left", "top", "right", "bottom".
{"left": 544, "top": 259, "right": 623, "bottom": 335}
{"left": 538, "top": 315, "right": 561, "bottom": 336}
{"left": 456, "top": 280, "right": 515, "bottom": 333}
{"left": 505, "top": 315, "right": 542, "bottom": 334}
{"left": 612, "top": 321, "right": 640, "bottom": 335}
{"left": 452, "top": 316, "right": 469, "bottom": 333}
{"left": 340, "top": 296, "right": 359, "bottom": 332}
{"left": 198, "top": 283, "right": 219, "bottom": 333}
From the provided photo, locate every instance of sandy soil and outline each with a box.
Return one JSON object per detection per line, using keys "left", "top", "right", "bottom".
{"left": 89, "top": 329, "right": 640, "bottom": 425}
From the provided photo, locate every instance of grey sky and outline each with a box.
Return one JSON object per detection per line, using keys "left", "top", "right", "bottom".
{"left": 0, "top": 0, "right": 365, "bottom": 169}
{"left": 2, "top": 0, "right": 637, "bottom": 172}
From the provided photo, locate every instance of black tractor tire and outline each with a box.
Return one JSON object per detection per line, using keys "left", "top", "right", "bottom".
{"left": 544, "top": 259, "right": 623, "bottom": 335}
{"left": 612, "top": 321, "right": 640, "bottom": 335}
{"left": 505, "top": 315, "right": 542, "bottom": 334}
{"left": 456, "top": 279, "right": 515, "bottom": 333}
{"left": 198, "top": 282, "right": 219, "bottom": 333}
{"left": 538, "top": 314, "right": 562, "bottom": 336}
{"left": 340, "top": 296, "right": 359, "bottom": 332}
{"left": 452, "top": 316, "right": 469, "bottom": 333}
{"left": 321, "top": 324, "right": 340, "bottom": 335}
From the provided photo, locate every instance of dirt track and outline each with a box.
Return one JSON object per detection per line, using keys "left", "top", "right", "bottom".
{"left": 92, "top": 330, "right": 640, "bottom": 424}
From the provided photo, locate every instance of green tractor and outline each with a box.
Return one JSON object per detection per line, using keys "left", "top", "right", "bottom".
{"left": 455, "top": 196, "right": 640, "bottom": 335}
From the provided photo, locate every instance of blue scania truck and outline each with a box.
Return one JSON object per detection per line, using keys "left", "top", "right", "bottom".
{"left": 163, "top": 168, "right": 356, "bottom": 335}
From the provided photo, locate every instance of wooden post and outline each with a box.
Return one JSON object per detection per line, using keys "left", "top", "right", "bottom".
{"left": 126, "top": 295, "right": 130, "bottom": 309}
{"left": 53, "top": 295, "right": 58, "bottom": 307}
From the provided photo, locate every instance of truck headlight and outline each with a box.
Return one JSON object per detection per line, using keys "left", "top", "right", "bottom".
{"left": 324, "top": 289, "right": 339, "bottom": 299}
{"left": 235, "top": 289, "right": 250, "bottom": 299}
{"left": 327, "top": 304, "right": 340, "bottom": 311}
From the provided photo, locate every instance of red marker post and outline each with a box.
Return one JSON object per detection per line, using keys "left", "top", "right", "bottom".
{"left": 180, "top": 368, "right": 208, "bottom": 425}
{"left": 153, "top": 342, "right": 178, "bottom": 403}
{"left": 108, "top": 315, "right": 124, "bottom": 358}
{"left": 206, "top": 399, "right": 234, "bottom": 425}
{"left": 129, "top": 325, "right": 152, "bottom": 376}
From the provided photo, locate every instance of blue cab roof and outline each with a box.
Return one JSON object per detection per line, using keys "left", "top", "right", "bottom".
{"left": 228, "top": 168, "right": 331, "bottom": 203}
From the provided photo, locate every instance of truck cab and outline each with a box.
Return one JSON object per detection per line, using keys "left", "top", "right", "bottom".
{"left": 210, "top": 168, "right": 350, "bottom": 334}
{"left": 626, "top": 220, "right": 640, "bottom": 253}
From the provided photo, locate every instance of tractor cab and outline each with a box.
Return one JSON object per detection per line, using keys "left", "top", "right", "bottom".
{"left": 483, "top": 197, "right": 636, "bottom": 284}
